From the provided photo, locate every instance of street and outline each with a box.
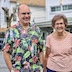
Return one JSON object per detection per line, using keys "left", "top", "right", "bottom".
{"left": 0, "top": 51, "right": 9, "bottom": 72}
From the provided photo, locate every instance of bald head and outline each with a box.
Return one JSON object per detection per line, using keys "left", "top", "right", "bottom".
{"left": 18, "top": 4, "right": 30, "bottom": 13}
{"left": 17, "top": 4, "right": 31, "bottom": 26}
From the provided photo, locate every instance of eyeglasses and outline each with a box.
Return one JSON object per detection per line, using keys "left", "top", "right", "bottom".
{"left": 21, "top": 12, "right": 31, "bottom": 15}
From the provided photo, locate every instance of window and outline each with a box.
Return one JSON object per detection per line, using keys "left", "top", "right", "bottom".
{"left": 63, "top": 4, "right": 72, "bottom": 10}
{"left": 51, "top": 6, "right": 61, "bottom": 12}
{"left": 51, "top": 4, "right": 72, "bottom": 12}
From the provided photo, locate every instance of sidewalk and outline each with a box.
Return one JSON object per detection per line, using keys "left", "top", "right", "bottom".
{"left": 0, "top": 51, "right": 9, "bottom": 72}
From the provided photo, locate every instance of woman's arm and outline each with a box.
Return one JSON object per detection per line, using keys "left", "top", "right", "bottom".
{"left": 43, "top": 47, "right": 51, "bottom": 72}
{"left": 39, "top": 51, "right": 44, "bottom": 64}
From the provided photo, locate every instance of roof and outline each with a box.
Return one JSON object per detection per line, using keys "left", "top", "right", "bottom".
{"left": 18, "top": 0, "right": 45, "bottom": 7}
{"left": 0, "top": 28, "right": 6, "bottom": 32}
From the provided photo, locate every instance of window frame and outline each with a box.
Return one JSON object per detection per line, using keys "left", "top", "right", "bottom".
{"left": 50, "top": 5, "right": 61, "bottom": 12}
{"left": 62, "top": 4, "right": 72, "bottom": 11}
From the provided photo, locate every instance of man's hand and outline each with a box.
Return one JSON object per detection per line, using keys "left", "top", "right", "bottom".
{"left": 32, "top": 55, "right": 38, "bottom": 63}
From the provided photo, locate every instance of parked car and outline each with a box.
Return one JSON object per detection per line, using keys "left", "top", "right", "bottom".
{"left": 0, "top": 38, "right": 4, "bottom": 50}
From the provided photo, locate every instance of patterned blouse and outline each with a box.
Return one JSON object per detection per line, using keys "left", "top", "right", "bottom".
{"left": 3, "top": 22, "right": 44, "bottom": 72}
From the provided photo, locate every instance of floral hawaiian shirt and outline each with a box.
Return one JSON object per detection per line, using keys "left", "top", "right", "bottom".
{"left": 3, "top": 22, "right": 44, "bottom": 72}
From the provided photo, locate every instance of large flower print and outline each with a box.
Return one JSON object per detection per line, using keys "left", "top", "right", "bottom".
{"left": 15, "top": 39, "right": 20, "bottom": 47}
{"left": 32, "top": 38, "right": 38, "bottom": 43}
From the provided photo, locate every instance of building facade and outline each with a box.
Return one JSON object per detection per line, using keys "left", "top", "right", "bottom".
{"left": 0, "top": 0, "right": 72, "bottom": 40}
{"left": 0, "top": 0, "right": 46, "bottom": 31}
{"left": 46, "top": 0, "right": 72, "bottom": 21}
{"left": 0, "top": 0, "right": 47, "bottom": 40}
{"left": 36, "top": 0, "right": 72, "bottom": 40}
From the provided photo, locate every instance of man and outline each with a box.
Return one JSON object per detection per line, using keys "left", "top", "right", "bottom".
{"left": 2, "top": 4, "right": 44, "bottom": 72}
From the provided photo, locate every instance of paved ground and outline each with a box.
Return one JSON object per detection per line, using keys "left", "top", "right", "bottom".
{"left": 0, "top": 51, "right": 9, "bottom": 72}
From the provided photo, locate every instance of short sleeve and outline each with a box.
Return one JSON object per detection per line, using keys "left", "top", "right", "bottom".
{"left": 2, "top": 29, "right": 14, "bottom": 54}
{"left": 46, "top": 35, "right": 50, "bottom": 48}
{"left": 36, "top": 26, "right": 44, "bottom": 52}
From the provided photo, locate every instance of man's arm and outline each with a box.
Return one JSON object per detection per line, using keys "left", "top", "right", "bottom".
{"left": 3, "top": 50, "right": 12, "bottom": 72}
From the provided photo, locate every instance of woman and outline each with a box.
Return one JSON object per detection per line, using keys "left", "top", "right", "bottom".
{"left": 44, "top": 14, "right": 72, "bottom": 72}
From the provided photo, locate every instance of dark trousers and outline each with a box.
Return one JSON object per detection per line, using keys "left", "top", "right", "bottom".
{"left": 46, "top": 67, "right": 56, "bottom": 72}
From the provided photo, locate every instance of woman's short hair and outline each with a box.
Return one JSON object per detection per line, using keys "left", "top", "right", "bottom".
{"left": 52, "top": 14, "right": 68, "bottom": 27}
